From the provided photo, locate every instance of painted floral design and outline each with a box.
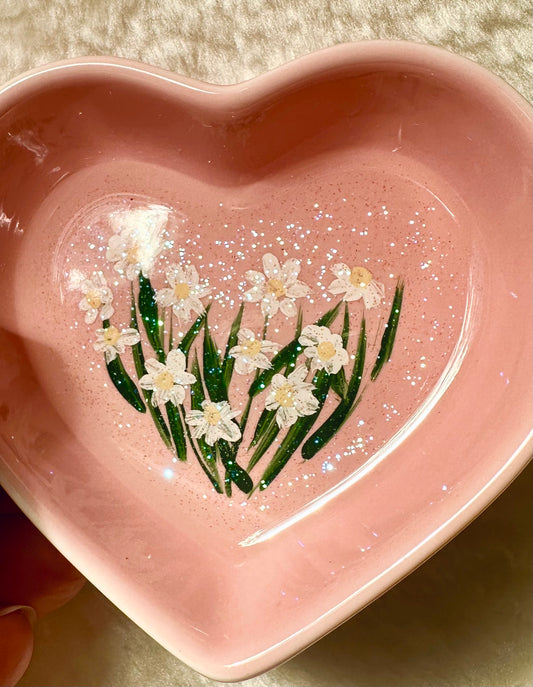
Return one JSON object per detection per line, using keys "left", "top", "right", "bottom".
{"left": 244, "top": 253, "right": 310, "bottom": 318}
{"left": 107, "top": 204, "right": 169, "bottom": 279}
{"left": 186, "top": 400, "right": 241, "bottom": 446}
{"left": 74, "top": 210, "right": 404, "bottom": 497}
{"left": 155, "top": 264, "right": 211, "bottom": 322}
{"left": 299, "top": 325, "right": 349, "bottom": 374}
{"left": 328, "top": 263, "right": 385, "bottom": 309}
{"left": 229, "top": 328, "right": 278, "bottom": 375}
{"left": 69, "top": 270, "right": 114, "bottom": 324}
{"left": 93, "top": 325, "right": 140, "bottom": 363}
{"left": 265, "top": 365, "right": 320, "bottom": 429}
{"left": 139, "top": 350, "right": 196, "bottom": 407}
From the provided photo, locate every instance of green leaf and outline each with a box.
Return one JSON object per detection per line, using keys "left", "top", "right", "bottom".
{"left": 166, "top": 402, "right": 187, "bottom": 461}
{"left": 178, "top": 306, "right": 210, "bottom": 358}
{"left": 190, "top": 354, "right": 206, "bottom": 410}
{"left": 100, "top": 318, "right": 145, "bottom": 413}
{"left": 202, "top": 315, "right": 228, "bottom": 403}
{"left": 341, "top": 302, "right": 350, "bottom": 347}
{"left": 346, "top": 317, "right": 366, "bottom": 401}
{"left": 259, "top": 369, "right": 331, "bottom": 490}
{"left": 371, "top": 280, "right": 404, "bottom": 381}
{"left": 301, "top": 318, "right": 366, "bottom": 461}
{"left": 247, "top": 411, "right": 280, "bottom": 472}
{"left": 106, "top": 353, "right": 146, "bottom": 413}
{"left": 249, "top": 408, "right": 276, "bottom": 448}
{"left": 218, "top": 440, "right": 253, "bottom": 494}
{"left": 221, "top": 302, "right": 245, "bottom": 388}
{"left": 331, "top": 368, "right": 347, "bottom": 398}
{"left": 129, "top": 297, "right": 173, "bottom": 449}
{"left": 138, "top": 274, "right": 164, "bottom": 361}
{"left": 331, "top": 303, "right": 350, "bottom": 399}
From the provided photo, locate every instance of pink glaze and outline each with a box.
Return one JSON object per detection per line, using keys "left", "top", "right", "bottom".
{"left": 0, "top": 43, "right": 531, "bottom": 680}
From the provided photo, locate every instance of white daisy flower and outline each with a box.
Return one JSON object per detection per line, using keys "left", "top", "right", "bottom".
{"left": 185, "top": 400, "right": 241, "bottom": 446}
{"left": 139, "top": 349, "right": 196, "bottom": 407}
{"left": 265, "top": 364, "right": 319, "bottom": 429}
{"left": 229, "top": 328, "right": 278, "bottom": 375}
{"left": 328, "top": 263, "right": 385, "bottom": 309}
{"left": 106, "top": 204, "right": 169, "bottom": 280}
{"left": 155, "top": 264, "right": 211, "bottom": 322}
{"left": 244, "top": 253, "right": 310, "bottom": 318}
{"left": 299, "top": 325, "right": 349, "bottom": 374}
{"left": 68, "top": 270, "right": 114, "bottom": 324}
{"left": 93, "top": 325, "right": 141, "bottom": 363}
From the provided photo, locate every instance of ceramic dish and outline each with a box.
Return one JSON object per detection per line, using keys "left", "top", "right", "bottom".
{"left": 0, "top": 42, "right": 531, "bottom": 681}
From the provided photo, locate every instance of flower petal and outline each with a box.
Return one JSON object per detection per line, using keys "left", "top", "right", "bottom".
{"left": 253, "top": 353, "right": 272, "bottom": 370}
{"left": 144, "top": 358, "right": 164, "bottom": 376}
{"left": 220, "top": 420, "right": 241, "bottom": 443}
{"left": 244, "top": 270, "right": 266, "bottom": 287}
{"left": 184, "top": 264, "right": 199, "bottom": 286}
{"left": 188, "top": 296, "right": 206, "bottom": 316}
{"left": 166, "top": 349, "right": 186, "bottom": 374}
{"left": 234, "top": 358, "right": 251, "bottom": 375}
{"left": 279, "top": 298, "right": 297, "bottom": 318}
{"left": 120, "top": 329, "right": 141, "bottom": 346}
{"left": 84, "top": 309, "right": 97, "bottom": 325}
{"left": 237, "top": 328, "right": 255, "bottom": 343}
{"left": 104, "top": 347, "right": 117, "bottom": 363}
{"left": 289, "top": 364, "right": 308, "bottom": 383}
{"left": 169, "top": 385, "right": 186, "bottom": 406}
{"left": 285, "top": 280, "right": 310, "bottom": 299}
{"left": 261, "top": 339, "right": 279, "bottom": 354}
{"left": 185, "top": 410, "right": 205, "bottom": 426}
{"left": 343, "top": 287, "right": 363, "bottom": 303}
{"left": 205, "top": 425, "right": 221, "bottom": 446}
{"left": 262, "top": 253, "right": 281, "bottom": 280}
{"left": 331, "top": 263, "right": 351, "bottom": 279}
{"left": 362, "top": 280, "right": 385, "bottom": 309}
{"left": 100, "top": 303, "right": 115, "bottom": 320}
{"left": 243, "top": 285, "right": 265, "bottom": 303}
{"left": 299, "top": 325, "right": 321, "bottom": 346}
{"left": 328, "top": 278, "right": 350, "bottom": 295}
{"left": 280, "top": 258, "right": 301, "bottom": 284}
{"left": 276, "top": 406, "right": 298, "bottom": 429}
{"left": 261, "top": 294, "right": 279, "bottom": 318}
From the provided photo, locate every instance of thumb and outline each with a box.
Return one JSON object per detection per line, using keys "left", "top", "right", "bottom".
{"left": 0, "top": 607, "right": 34, "bottom": 687}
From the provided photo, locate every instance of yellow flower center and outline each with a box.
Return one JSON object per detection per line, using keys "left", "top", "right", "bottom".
{"left": 316, "top": 340, "right": 337, "bottom": 361}
{"left": 349, "top": 266, "right": 373, "bottom": 289}
{"left": 267, "top": 278, "right": 286, "bottom": 298}
{"left": 154, "top": 370, "right": 174, "bottom": 391}
{"left": 85, "top": 290, "right": 102, "bottom": 309}
{"left": 204, "top": 405, "right": 221, "bottom": 426}
{"left": 103, "top": 326, "right": 121, "bottom": 346}
{"left": 173, "top": 282, "right": 191, "bottom": 300}
{"left": 241, "top": 338, "right": 262, "bottom": 357}
{"left": 274, "top": 383, "right": 295, "bottom": 408}
{"left": 126, "top": 245, "right": 140, "bottom": 265}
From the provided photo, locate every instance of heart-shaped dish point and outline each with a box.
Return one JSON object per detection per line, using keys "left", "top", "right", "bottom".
{"left": 0, "top": 42, "right": 531, "bottom": 680}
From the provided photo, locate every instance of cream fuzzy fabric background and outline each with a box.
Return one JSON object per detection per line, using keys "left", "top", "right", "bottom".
{"left": 0, "top": 0, "right": 531, "bottom": 100}
{"left": 1, "top": 1, "right": 532, "bottom": 686}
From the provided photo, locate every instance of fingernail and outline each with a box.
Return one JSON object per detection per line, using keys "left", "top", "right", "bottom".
{"left": 0, "top": 605, "right": 37, "bottom": 627}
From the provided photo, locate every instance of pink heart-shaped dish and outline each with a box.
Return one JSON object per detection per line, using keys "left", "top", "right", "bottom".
{"left": 0, "top": 42, "right": 531, "bottom": 680}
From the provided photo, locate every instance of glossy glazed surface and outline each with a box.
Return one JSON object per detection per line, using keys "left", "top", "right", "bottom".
{"left": 0, "top": 43, "right": 531, "bottom": 680}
